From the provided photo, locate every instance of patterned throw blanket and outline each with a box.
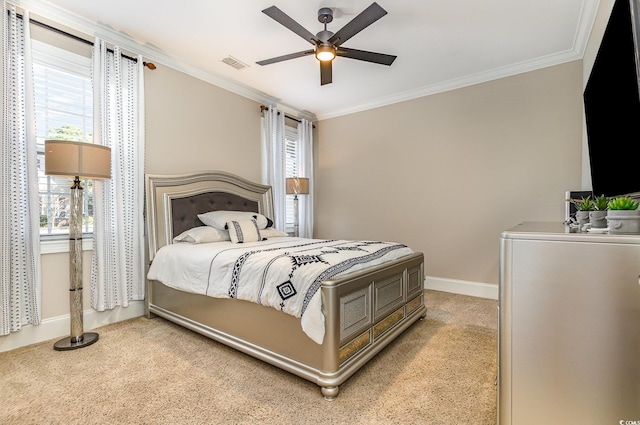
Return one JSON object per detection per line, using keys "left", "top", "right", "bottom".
{"left": 148, "top": 237, "right": 414, "bottom": 344}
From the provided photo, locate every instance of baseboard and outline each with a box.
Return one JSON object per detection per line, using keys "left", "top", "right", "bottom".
{"left": 424, "top": 276, "right": 498, "bottom": 300}
{"left": 0, "top": 301, "right": 145, "bottom": 353}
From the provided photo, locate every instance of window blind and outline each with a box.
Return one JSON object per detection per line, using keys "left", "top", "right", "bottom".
{"left": 285, "top": 125, "right": 299, "bottom": 227}
{"left": 33, "top": 43, "right": 93, "bottom": 236}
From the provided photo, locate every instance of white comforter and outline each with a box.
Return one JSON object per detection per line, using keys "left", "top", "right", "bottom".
{"left": 147, "top": 237, "right": 414, "bottom": 344}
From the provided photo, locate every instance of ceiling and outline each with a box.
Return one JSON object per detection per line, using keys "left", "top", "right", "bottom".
{"left": 36, "top": 0, "right": 598, "bottom": 120}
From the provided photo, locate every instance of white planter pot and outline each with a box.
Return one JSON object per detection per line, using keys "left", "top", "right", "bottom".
{"left": 606, "top": 210, "right": 640, "bottom": 234}
{"left": 589, "top": 210, "right": 608, "bottom": 228}
{"left": 575, "top": 211, "right": 590, "bottom": 225}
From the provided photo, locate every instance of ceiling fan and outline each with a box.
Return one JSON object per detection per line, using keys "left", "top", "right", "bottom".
{"left": 256, "top": 2, "right": 396, "bottom": 85}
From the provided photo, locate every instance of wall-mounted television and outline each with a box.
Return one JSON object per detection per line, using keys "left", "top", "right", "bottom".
{"left": 583, "top": 0, "right": 640, "bottom": 199}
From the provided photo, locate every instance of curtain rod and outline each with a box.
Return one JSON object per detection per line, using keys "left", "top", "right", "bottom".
{"left": 260, "top": 105, "right": 315, "bottom": 127}
{"left": 14, "top": 11, "right": 156, "bottom": 69}
{"left": 261, "top": 105, "right": 300, "bottom": 122}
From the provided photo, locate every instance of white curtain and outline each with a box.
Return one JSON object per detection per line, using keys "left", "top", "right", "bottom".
{"left": 261, "top": 106, "right": 286, "bottom": 230}
{"left": 0, "top": 5, "right": 42, "bottom": 335}
{"left": 297, "top": 118, "right": 314, "bottom": 238}
{"left": 90, "top": 38, "right": 145, "bottom": 310}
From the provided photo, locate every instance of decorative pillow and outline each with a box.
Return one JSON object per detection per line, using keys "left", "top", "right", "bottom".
{"left": 173, "top": 226, "right": 230, "bottom": 244}
{"left": 198, "top": 210, "right": 270, "bottom": 230}
{"left": 227, "top": 219, "right": 262, "bottom": 243}
{"left": 260, "top": 228, "right": 289, "bottom": 238}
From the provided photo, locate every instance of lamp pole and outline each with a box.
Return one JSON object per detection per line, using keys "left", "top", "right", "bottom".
{"left": 54, "top": 176, "right": 99, "bottom": 351}
{"left": 293, "top": 194, "right": 300, "bottom": 237}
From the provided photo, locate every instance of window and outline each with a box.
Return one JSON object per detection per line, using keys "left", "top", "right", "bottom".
{"left": 285, "top": 125, "right": 299, "bottom": 229}
{"left": 32, "top": 41, "right": 93, "bottom": 237}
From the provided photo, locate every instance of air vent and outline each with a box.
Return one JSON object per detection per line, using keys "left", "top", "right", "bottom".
{"left": 222, "top": 56, "right": 249, "bottom": 70}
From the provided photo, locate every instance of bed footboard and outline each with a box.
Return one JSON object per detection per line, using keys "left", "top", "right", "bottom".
{"left": 318, "top": 251, "right": 425, "bottom": 400}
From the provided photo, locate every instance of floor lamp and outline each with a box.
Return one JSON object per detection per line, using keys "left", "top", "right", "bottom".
{"left": 44, "top": 140, "right": 111, "bottom": 351}
{"left": 285, "top": 177, "right": 309, "bottom": 237}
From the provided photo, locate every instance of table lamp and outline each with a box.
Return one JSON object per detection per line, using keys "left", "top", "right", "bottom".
{"left": 285, "top": 177, "right": 309, "bottom": 237}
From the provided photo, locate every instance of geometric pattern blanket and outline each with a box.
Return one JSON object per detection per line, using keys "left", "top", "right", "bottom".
{"left": 147, "top": 237, "right": 414, "bottom": 344}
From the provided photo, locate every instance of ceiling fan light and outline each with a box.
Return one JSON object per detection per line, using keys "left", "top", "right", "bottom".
{"left": 316, "top": 44, "right": 336, "bottom": 62}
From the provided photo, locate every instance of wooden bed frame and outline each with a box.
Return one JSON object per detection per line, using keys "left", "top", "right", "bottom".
{"left": 145, "top": 171, "right": 426, "bottom": 400}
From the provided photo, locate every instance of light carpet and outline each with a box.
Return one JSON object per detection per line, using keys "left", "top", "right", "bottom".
{"left": 0, "top": 290, "right": 498, "bottom": 425}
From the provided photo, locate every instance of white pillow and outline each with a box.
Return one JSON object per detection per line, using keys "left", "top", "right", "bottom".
{"left": 173, "top": 226, "right": 230, "bottom": 244}
{"left": 227, "top": 219, "right": 262, "bottom": 243}
{"left": 260, "top": 228, "right": 289, "bottom": 238}
{"left": 198, "top": 210, "right": 270, "bottom": 230}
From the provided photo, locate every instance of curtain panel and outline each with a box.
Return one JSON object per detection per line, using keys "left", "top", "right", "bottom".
{"left": 261, "top": 106, "right": 286, "bottom": 231}
{"left": 0, "top": 4, "right": 42, "bottom": 335}
{"left": 297, "top": 118, "right": 314, "bottom": 238}
{"left": 90, "top": 38, "right": 145, "bottom": 311}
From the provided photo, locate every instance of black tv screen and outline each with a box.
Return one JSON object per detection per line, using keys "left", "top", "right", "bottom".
{"left": 584, "top": 0, "right": 640, "bottom": 198}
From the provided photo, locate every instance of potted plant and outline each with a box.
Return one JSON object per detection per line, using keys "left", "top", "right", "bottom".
{"left": 589, "top": 195, "right": 608, "bottom": 229}
{"left": 574, "top": 196, "right": 595, "bottom": 225}
{"left": 606, "top": 196, "right": 640, "bottom": 234}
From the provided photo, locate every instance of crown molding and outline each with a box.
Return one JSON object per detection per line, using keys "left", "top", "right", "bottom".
{"left": 316, "top": 1, "right": 600, "bottom": 120}
{"left": 315, "top": 49, "right": 583, "bottom": 121}
{"left": 10, "top": 0, "right": 286, "bottom": 114}
{"left": 10, "top": 0, "right": 598, "bottom": 123}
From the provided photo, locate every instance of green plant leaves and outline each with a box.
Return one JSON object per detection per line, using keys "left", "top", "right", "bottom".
{"left": 607, "top": 196, "right": 640, "bottom": 210}
{"left": 574, "top": 196, "right": 596, "bottom": 211}
{"left": 594, "top": 194, "right": 608, "bottom": 210}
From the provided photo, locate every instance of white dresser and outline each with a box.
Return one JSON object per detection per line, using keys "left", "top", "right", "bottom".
{"left": 499, "top": 222, "right": 640, "bottom": 425}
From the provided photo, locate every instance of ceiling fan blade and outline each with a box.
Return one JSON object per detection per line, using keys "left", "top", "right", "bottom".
{"left": 320, "top": 61, "right": 332, "bottom": 85}
{"left": 336, "top": 47, "right": 396, "bottom": 66}
{"left": 256, "top": 49, "right": 315, "bottom": 66}
{"left": 328, "top": 2, "right": 387, "bottom": 47}
{"left": 262, "top": 6, "right": 320, "bottom": 45}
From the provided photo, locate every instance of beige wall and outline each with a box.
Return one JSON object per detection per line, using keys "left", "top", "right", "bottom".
{"left": 144, "top": 65, "right": 263, "bottom": 180}
{"left": 315, "top": 61, "right": 583, "bottom": 285}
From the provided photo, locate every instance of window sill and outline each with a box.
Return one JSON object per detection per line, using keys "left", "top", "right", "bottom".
{"left": 40, "top": 238, "right": 93, "bottom": 254}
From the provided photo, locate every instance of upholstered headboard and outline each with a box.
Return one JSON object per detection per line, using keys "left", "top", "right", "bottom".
{"left": 145, "top": 171, "right": 274, "bottom": 261}
{"left": 170, "top": 192, "right": 259, "bottom": 237}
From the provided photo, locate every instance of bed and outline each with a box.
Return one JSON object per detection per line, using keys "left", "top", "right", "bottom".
{"left": 145, "top": 171, "right": 426, "bottom": 400}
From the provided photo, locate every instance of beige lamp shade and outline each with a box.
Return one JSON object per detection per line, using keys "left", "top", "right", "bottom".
{"left": 44, "top": 140, "right": 111, "bottom": 179}
{"left": 286, "top": 177, "right": 310, "bottom": 195}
